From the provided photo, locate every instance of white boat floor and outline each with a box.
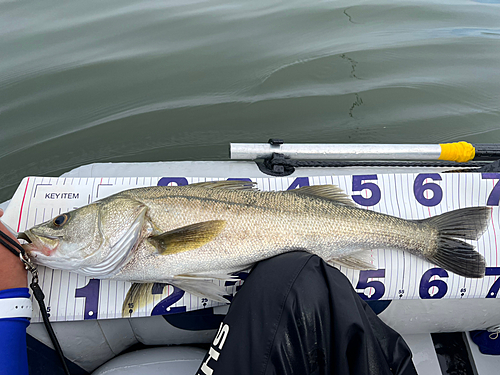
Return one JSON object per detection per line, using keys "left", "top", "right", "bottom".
{"left": 402, "top": 334, "right": 441, "bottom": 375}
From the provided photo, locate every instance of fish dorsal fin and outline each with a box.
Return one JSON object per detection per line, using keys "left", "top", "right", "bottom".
{"left": 149, "top": 220, "right": 226, "bottom": 255}
{"left": 189, "top": 180, "right": 257, "bottom": 191}
{"left": 287, "top": 185, "right": 356, "bottom": 207}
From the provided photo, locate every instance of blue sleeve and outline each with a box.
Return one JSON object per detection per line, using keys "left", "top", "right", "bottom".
{"left": 0, "top": 288, "right": 30, "bottom": 375}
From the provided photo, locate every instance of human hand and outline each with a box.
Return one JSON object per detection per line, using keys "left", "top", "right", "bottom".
{"left": 0, "top": 208, "right": 28, "bottom": 290}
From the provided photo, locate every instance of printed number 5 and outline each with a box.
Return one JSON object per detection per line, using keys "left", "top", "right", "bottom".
{"left": 352, "top": 175, "right": 381, "bottom": 206}
{"left": 356, "top": 270, "right": 385, "bottom": 300}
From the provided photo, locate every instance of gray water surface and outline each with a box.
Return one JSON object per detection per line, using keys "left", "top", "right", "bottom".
{"left": 1, "top": 0, "right": 500, "bottom": 201}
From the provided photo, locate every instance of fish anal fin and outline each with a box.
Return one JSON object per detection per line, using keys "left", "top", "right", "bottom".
{"left": 287, "top": 185, "right": 356, "bottom": 207}
{"left": 189, "top": 180, "right": 257, "bottom": 191}
{"left": 149, "top": 220, "right": 226, "bottom": 255}
{"left": 329, "top": 252, "right": 377, "bottom": 270}
{"left": 171, "top": 276, "right": 231, "bottom": 303}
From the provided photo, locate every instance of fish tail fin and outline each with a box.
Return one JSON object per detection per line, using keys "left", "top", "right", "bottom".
{"left": 417, "top": 207, "right": 491, "bottom": 278}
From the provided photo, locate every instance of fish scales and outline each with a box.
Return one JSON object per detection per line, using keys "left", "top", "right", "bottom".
{"left": 112, "top": 186, "right": 435, "bottom": 280}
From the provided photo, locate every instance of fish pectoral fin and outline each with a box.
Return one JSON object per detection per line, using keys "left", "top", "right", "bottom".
{"left": 122, "top": 282, "right": 158, "bottom": 317}
{"left": 149, "top": 220, "right": 227, "bottom": 255}
{"left": 189, "top": 180, "right": 257, "bottom": 191}
{"left": 287, "top": 185, "right": 356, "bottom": 207}
{"left": 171, "top": 276, "right": 231, "bottom": 303}
{"left": 329, "top": 252, "right": 377, "bottom": 270}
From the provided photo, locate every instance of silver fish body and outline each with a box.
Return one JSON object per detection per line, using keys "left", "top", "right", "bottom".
{"left": 117, "top": 186, "right": 431, "bottom": 278}
{"left": 20, "top": 181, "right": 490, "bottom": 302}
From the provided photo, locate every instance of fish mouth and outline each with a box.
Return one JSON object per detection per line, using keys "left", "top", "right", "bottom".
{"left": 17, "top": 232, "right": 32, "bottom": 243}
{"left": 18, "top": 230, "right": 60, "bottom": 257}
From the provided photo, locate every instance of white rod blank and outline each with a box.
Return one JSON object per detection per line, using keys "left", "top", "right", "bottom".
{"left": 230, "top": 143, "right": 442, "bottom": 161}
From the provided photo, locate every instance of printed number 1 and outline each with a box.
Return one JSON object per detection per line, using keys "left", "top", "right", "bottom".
{"left": 75, "top": 279, "right": 100, "bottom": 320}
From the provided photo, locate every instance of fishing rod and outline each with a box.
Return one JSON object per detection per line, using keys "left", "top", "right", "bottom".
{"left": 230, "top": 141, "right": 500, "bottom": 162}
{"left": 230, "top": 141, "right": 500, "bottom": 176}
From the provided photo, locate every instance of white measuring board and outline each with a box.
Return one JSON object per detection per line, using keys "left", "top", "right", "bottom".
{"left": 2, "top": 173, "right": 500, "bottom": 323}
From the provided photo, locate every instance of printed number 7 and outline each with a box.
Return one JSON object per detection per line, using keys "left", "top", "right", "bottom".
{"left": 482, "top": 174, "right": 500, "bottom": 206}
{"left": 485, "top": 267, "right": 500, "bottom": 298}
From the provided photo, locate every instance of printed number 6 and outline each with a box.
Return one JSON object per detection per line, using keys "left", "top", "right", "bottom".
{"left": 356, "top": 270, "right": 385, "bottom": 300}
{"left": 352, "top": 175, "right": 381, "bottom": 206}
{"left": 419, "top": 268, "right": 448, "bottom": 299}
{"left": 413, "top": 174, "right": 442, "bottom": 207}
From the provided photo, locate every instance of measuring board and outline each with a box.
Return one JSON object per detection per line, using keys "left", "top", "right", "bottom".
{"left": 2, "top": 173, "right": 500, "bottom": 323}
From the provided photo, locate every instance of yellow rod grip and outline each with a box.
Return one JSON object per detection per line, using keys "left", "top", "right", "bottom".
{"left": 439, "top": 141, "right": 475, "bottom": 162}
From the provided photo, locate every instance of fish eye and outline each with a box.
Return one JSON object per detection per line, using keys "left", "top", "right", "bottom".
{"left": 53, "top": 213, "right": 70, "bottom": 227}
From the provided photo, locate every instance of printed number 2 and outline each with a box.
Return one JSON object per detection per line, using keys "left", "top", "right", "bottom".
{"left": 75, "top": 279, "right": 100, "bottom": 320}
{"left": 157, "top": 177, "right": 188, "bottom": 186}
{"left": 356, "top": 270, "right": 385, "bottom": 300}
{"left": 482, "top": 174, "right": 500, "bottom": 206}
{"left": 352, "top": 175, "right": 381, "bottom": 206}
{"left": 151, "top": 285, "right": 187, "bottom": 315}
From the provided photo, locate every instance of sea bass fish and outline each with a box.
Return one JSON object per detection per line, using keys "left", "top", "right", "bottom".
{"left": 19, "top": 180, "right": 490, "bottom": 306}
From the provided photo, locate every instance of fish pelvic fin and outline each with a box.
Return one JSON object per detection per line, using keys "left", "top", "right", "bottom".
{"left": 287, "top": 185, "right": 356, "bottom": 207}
{"left": 148, "top": 220, "right": 226, "bottom": 255}
{"left": 417, "top": 207, "right": 491, "bottom": 278}
{"left": 122, "top": 282, "right": 156, "bottom": 317}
